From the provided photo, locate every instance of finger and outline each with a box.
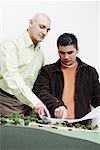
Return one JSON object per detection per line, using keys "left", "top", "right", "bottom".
{"left": 55, "top": 111, "right": 60, "bottom": 118}
{"left": 62, "top": 113, "right": 66, "bottom": 119}
{"left": 44, "top": 107, "right": 51, "bottom": 118}
{"left": 62, "top": 111, "right": 67, "bottom": 119}
{"left": 59, "top": 110, "right": 63, "bottom": 118}
{"left": 54, "top": 110, "right": 58, "bottom": 118}
{"left": 34, "top": 107, "right": 38, "bottom": 114}
{"left": 40, "top": 108, "right": 45, "bottom": 116}
{"left": 36, "top": 108, "right": 41, "bottom": 116}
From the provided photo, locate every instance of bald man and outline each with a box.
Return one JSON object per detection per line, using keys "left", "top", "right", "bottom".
{"left": 0, "top": 13, "right": 51, "bottom": 117}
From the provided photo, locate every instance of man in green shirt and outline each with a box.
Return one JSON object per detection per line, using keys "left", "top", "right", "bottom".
{"left": 0, "top": 13, "right": 51, "bottom": 117}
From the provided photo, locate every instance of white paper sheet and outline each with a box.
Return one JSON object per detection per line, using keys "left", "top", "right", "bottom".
{"left": 40, "top": 106, "right": 100, "bottom": 125}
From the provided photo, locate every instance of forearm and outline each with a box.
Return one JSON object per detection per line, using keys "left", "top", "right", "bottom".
{"left": 33, "top": 87, "right": 65, "bottom": 116}
{"left": 33, "top": 67, "right": 65, "bottom": 116}
{"left": 3, "top": 71, "right": 41, "bottom": 108}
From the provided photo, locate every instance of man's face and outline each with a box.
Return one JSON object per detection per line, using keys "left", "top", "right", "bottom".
{"left": 29, "top": 17, "right": 51, "bottom": 44}
{"left": 58, "top": 45, "right": 78, "bottom": 67}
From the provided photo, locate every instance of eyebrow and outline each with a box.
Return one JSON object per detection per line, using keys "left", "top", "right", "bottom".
{"left": 67, "top": 51, "right": 73, "bottom": 54}
{"left": 59, "top": 50, "right": 74, "bottom": 54}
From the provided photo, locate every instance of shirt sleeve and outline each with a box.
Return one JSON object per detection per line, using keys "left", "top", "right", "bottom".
{"left": 33, "top": 66, "right": 65, "bottom": 116}
{"left": 0, "top": 40, "right": 41, "bottom": 108}
{"left": 91, "top": 68, "right": 100, "bottom": 107}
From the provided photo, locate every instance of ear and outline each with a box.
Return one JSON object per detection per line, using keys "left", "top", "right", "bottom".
{"left": 77, "top": 48, "right": 79, "bottom": 54}
{"left": 58, "top": 49, "right": 60, "bottom": 54}
{"left": 29, "top": 19, "right": 33, "bottom": 28}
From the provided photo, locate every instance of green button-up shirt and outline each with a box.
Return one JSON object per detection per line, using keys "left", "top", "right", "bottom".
{"left": 0, "top": 30, "right": 44, "bottom": 108}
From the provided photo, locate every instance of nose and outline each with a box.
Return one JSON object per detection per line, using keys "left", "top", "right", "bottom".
{"left": 42, "top": 29, "right": 48, "bottom": 36}
{"left": 65, "top": 53, "right": 69, "bottom": 59}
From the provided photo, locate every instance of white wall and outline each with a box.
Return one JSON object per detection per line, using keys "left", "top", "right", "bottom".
{"left": 0, "top": 0, "right": 100, "bottom": 75}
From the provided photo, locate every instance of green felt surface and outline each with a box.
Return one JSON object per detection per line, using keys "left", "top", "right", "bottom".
{"left": 0, "top": 125, "right": 100, "bottom": 150}
{"left": 37, "top": 125, "right": 100, "bottom": 144}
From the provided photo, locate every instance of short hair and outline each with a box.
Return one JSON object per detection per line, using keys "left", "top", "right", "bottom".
{"left": 32, "top": 13, "right": 51, "bottom": 23}
{"left": 57, "top": 33, "right": 78, "bottom": 50}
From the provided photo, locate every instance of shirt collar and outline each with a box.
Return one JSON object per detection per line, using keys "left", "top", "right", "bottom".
{"left": 53, "top": 57, "right": 88, "bottom": 73}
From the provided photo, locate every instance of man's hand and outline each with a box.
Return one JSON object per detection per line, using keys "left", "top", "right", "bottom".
{"left": 33, "top": 102, "right": 50, "bottom": 118}
{"left": 54, "top": 106, "right": 67, "bottom": 119}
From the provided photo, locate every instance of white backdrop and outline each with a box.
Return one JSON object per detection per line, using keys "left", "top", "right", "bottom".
{"left": 0, "top": 0, "right": 100, "bottom": 75}
{"left": 0, "top": 0, "right": 100, "bottom": 125}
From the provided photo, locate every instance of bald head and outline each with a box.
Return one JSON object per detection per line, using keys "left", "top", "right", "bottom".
{"left": 28, "top": 13, "right": 51, "bottom": 44}
{"left": 32, "top": 13, "right": 51, "bottom": 23}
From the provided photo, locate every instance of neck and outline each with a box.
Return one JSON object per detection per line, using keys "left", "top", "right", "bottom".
{"left": 61, "top": 61, "right": 78, "bottom": 68}
{"left": 27, "top": 29, "right": 37, "bottom": 44}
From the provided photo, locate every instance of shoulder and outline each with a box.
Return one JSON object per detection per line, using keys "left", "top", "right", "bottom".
{"left": 78, "top": 57, "right": 99, "bottom": 79}
{"left": 42, "top": 63, "right": 55, "bottom": 71}
{"left": 81, "top": 62, "right": 99, "bottom": 79}
{"left": 84, "top": 63, "right": 98, "bottom": 73}
{"left": 78, "top": 57, "right": 98, "bottom": 73}
{"left": 39, "top": 62, "right": 57, "bottom": 75}
{"left": 43, "top": 60, "right": 59, "bottom": 69}
{"left": 0, "top": 34, "right": 22, "bottom": 50}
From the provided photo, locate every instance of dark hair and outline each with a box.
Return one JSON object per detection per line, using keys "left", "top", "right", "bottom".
{"left": 57, "top": 33, "right": 78, "bottom": 50}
